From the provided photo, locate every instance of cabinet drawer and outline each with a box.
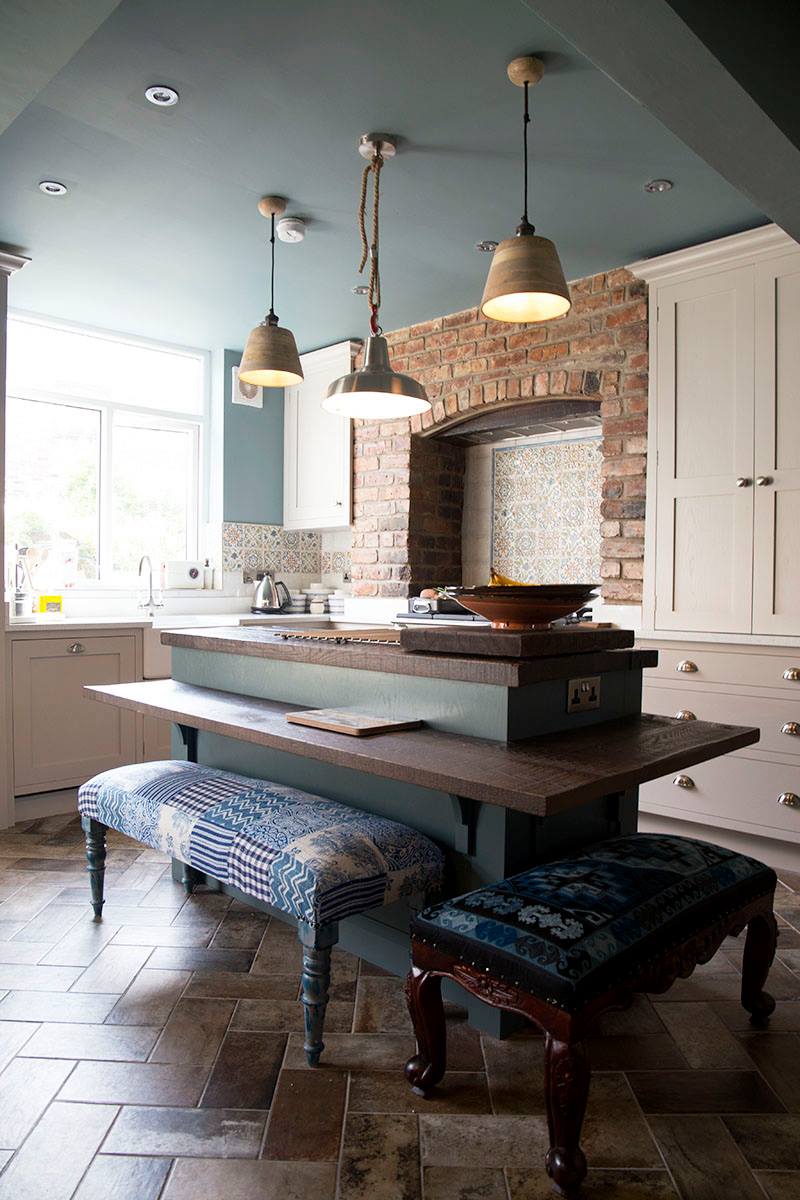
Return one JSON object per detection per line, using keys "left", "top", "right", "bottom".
{"left": 640, "top": 754, "right": 800, "bottom": 840}
{"left": 642, "top": 684, "right": 800, "bottom": 761}
{"left": 642, "top": 645, "right": 800, "bottom": 691}
{"left": 12, "top": 635, "right": 138, "bottom": 792}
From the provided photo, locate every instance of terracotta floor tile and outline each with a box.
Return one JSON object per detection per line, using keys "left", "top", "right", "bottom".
{"left": 0, "top": 1056, "right": 75, "bottom": 1147}
{"left": 755, "top": 1171, "right": 800, "bottom": 1199}
{"left": 649, "top": 1114, "right": 765, "bottom": 1200}
{"left": 20, "top": 1021, "right": 159, "bottom": 1061}
{"left": 0, "top": 1101, "right": 118, "bottom": 1200}
{"left": 506, "top": 1168, "right": 679, "bottom": 1199}
{"left": 110, "top": 924, "right": 214, "bottom": 948}
{"left": 349, "top": 1069, "right": 492, "bottom": 1115}
{"left": 587, "top": 1033, "right": 688, "bottom": 1070}
{"left": 102, "top": 1105, "right": 265, "bottom": 1157}
{"left": 0, "top": 941, "right": 48, "bottom": 964}
{"left": 738, "top": 1032, "right": 800, "bottom": 1111}
{"left": 580, "top": 1073, "right": 662, "bottom": 1168}
{"left": 149, "top": 997, "right": 236, "bottom": 1068}
{"left": 283, "top": 1031, "right": 415, "bottom": 1071}
{"left": 13, "top": 904, "right": 84, "bottom": 943}
{"left": 592, "top": 994, "right": 664, "bottom": 1035}
{"left": 655, "top": 1001, "right": 754, "bottom": 1068}
{"left": 262, "top": 1068, "right": 346, "bottom": 1160}
{"left": 146, "top": 946, "right": 255, "bottom": 972}
{"left": 420, "top": 1114, "right": 549, "bottom": 1169}
{"left": 481, "top": 1034, "right": 546, "bottom": 1114}
{"left": 105, "top": 968, "right": 190, "bottom": 1026}
{"left": 423, "top": 1166, "right": 508, "bottom": 1199}
{"left": 353, "top": 974, "right": 414, "bottom": 1033}
{"left": 162, "top": 1158, "right": 337, "bottom": 1200}
{"left": 72, "top": 1154, "right": 172, "bottom": 1200}
{"left": 200, "top": 1030, "right": 286, "bottom": 1109}
{"left": 230, "top": 997, "right": 354, "bottom": 1033}
{"left": 210, "top": 908, "right": 269, "bottom": 950}
{"left": 339, "top": 1113, "right": 421, "bottom": 1199}
{"left": 724, "top": 1115, "right": 800, "bottom": 1169}
{"left": 628, "top": 1069, "right": 785, "bottom": 1113}
{"left": 40, "top": 918, "right": 121, "bottom": 966}
{"left": 184, "top": 971, "right": 297, "bottom": 1000}
{"left": 713, "top": 1000, "right": 800, "bottom": 1032}
{"left": 59, "top": 1060, "right": 205, "bottom": 1106}
{"left": 0, "top": 962, "right": 83, "bottom": 991}
{"left": 71, "top": 944, "right": 153, "bottom": 993}
{"left": 0, "top": 988, "right": 118, "bottom": 1023}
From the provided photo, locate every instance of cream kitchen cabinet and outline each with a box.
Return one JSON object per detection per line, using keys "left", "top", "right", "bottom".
{"left": 11, "top": 632, "right": 139, "bottom": 794}
{"left": 283, "top": 340, "right": 358, "bottom": 530}
{"left": 633, "top": 225, "right": 800, "bottom": 638}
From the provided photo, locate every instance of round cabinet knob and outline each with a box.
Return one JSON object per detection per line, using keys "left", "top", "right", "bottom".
{"left": 67, "top": 642, "right": 85, "bottom": 654}
{"left": 676, "top": 660, "right": 699, "bottom": 673}
{"left": 778, "top": 792, "right": 800, "bottom": 808}
{"left": 781, "top": 722, "right": 800, "bottom": 737}
{"left": 756, "top": 476, "right": 774, "bottom": 487}
{"left": 673, "top": 774, "right": 695, "bottom": 789}
{"left": 675, "top": 710, "right": 697, "bottom": 721}
{"left": 784, "top": 668, "right": 800, "bottom": 682}
{"left": 736, "top": 477, "right": 752, "bottom": 487}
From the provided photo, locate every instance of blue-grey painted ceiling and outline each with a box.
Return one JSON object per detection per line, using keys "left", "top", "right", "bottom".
{"left": 0, "top": 0, "right": 766, "bottom": 353}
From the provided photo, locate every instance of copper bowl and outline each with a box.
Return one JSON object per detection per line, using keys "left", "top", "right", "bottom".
{"left": 451, "top": 584, "right": 598, "bottom": 630}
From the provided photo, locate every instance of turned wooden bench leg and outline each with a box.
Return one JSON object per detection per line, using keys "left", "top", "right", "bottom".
{"left": 742, "top": 910, "right": 778, "bottom": 1027}
{"left": 404, "top": 965, "right": 447, "bottom": 1096}
{"left": 298, "top": 921, "right": 338, "bottom": 1067}
{"left": 181, "top": 864, "right": 205, "bottom": 896}
{"left": 81, "top": 817, "right": 107, "bottom": 921}
{"left": 544, "top": 1032, "right": 590, "bottom": 1198}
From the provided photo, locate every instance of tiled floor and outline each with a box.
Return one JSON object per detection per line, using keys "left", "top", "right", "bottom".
{"left": 0, "top": 815, "right": 797, "bottom": 1199}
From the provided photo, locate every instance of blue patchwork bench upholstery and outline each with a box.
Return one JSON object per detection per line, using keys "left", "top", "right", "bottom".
{"left": 78, "top": 759, "right": 444, "bottom": 1064}
{"left": 404, "top": 833, "right": 778, "bottom": 1197}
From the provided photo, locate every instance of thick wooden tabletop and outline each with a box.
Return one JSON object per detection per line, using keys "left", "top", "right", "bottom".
{"left": 86, "top": 679, "right": 759, "bottom": 818}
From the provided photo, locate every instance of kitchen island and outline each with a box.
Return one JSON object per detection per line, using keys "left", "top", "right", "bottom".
{"left": 87, "top": 624, "right": 758, "bottom": 1033}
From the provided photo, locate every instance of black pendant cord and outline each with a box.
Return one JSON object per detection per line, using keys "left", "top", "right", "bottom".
{"left": 520, "top": 80, "right": 533, "bottom": 235}
{"left": 268, "top": 211, "right": 277, "bottom": 325}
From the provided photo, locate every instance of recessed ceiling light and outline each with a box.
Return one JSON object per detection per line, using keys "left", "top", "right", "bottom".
{"left": 38, "top": 180, "right": 67, "bottom": 196}
{"left": 644, "top": 178, "right": 673, "bottom": 193}
{"left": 145, "top": 84, "right": 179, "bottom": 107}
{"left": 475, "top": 239, "right": 499, "bottom": 252}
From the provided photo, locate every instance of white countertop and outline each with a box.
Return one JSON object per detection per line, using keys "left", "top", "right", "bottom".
{"left": 5, "top": 611, "right": 334, "bottom": 634}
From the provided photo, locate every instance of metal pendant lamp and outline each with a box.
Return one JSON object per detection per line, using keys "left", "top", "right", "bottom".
{"left": 480, "top": 56, "right": 571, "bottom": 324}
{"left": 324, "top": 134, "right": 430, "bottom": 419}
{"left": 240, "top": 195, "right": 303, "bottom": 388}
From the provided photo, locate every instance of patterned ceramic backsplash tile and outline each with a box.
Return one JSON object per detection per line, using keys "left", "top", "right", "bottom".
{"left": 221, "top": 523, "right": 321, "bottom": 576}
{"left": 491, "top": 437, "right": 602, "bottom": 584}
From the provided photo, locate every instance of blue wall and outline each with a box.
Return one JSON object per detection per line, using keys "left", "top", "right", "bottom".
{"left": 222, "top": 348, "right": 284, "bottom": 524}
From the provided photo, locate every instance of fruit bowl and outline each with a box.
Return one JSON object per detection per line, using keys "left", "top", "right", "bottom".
{"left": 450, "top": 583, "right": 598, "bottom": 630}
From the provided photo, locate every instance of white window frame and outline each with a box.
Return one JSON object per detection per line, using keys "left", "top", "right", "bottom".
{"left": 6, "top": 311, "right": 210, "bottom": 589}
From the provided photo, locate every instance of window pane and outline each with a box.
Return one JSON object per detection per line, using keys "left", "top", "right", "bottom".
{"left": 112, "top": 420, "right": 195, "bottom": 573}
{"left": 6, "top": 397, "right": 100, "bottom": 584}
{"left": 7, "top": 318, "right": 204, "bottom": 414}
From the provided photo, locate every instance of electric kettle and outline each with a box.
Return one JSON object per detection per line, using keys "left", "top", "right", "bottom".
{"left": 252, "top": 572, "right": 291, "bottom": 613}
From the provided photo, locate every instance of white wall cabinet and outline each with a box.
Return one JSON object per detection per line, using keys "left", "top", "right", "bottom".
{"left": 11, "top": 633, "right": 139, "bottom": 794}
{"left": 634, "top": 226, "right": 800, "bottom": 638}
{"left": 283, "top": 341, "right": 357, "bottom": 530}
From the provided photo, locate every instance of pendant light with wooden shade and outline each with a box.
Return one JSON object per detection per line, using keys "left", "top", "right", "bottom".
{"left": 239, "top": 195, "right": 303, "bottom": 388}
{"left": 324, "top": 134, "right": 430, "bottom": 419}
{"left": 480, "top": 56, "right": 571, "bottom": 324}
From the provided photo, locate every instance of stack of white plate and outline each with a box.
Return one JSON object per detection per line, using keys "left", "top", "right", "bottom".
{"left": 327, "top": 590, "right": 347, "bottom": 617}
{"left": 284, "top": 591, "right": 308, "bottom": 614}
{"left": 303, "top": 584, "right": 334, "bottom": 615}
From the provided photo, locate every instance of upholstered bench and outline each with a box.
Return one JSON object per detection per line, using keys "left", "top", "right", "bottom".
{"left": 78, "top": 759, "right": 444, "bottom": 1065}
{"left": 404, "top": 833, "right": 778, "bottom": 1197}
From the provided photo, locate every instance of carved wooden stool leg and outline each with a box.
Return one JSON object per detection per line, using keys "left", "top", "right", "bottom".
{"left": 404, "top": 965, "right": 446, "bottom": 1096}
{"left": 298, "top": 921, "right": 337, "bottom": 1067}
{"left": 81, "top": 817, "right": 107, "bottom": 921}
{"left": 544, "top": 1033, "right": 590, "bottom": 1197}
{"left": 741, "top": 910, "right": 778, "bottom": 1027}
{"left": 181, "top": 864, "right": 204, "bottom": 896}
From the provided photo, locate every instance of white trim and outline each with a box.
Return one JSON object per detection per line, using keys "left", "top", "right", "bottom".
{"left": 627, "top": 223, "right": 797, "bottom": 284}
{"left": 0, "top": 252, "right": 29, "bottom": 276}
{"left": 297, "top": 339, "right": 362, "bottom": 371}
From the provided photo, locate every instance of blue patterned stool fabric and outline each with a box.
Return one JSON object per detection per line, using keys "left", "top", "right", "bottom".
{"left": 412, "top": 833, "right": 776, "bottom": 1012}
{"left": 79, "top": 760, "right": 444, "bottom": 927}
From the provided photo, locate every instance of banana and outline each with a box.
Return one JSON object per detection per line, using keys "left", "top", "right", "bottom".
{"left": 488, "top": 568, "right": 531, "bottom": 587}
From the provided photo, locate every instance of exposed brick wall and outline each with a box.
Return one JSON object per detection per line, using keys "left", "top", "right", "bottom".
{"left": 351, "top": 267, "right": 648, "bottom": 601}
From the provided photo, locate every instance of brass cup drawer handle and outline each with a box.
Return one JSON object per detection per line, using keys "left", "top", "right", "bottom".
{"left": 784, "top": 668, "right": 800, "bottom": 682}
{"left": 778, "top": 792, "right": 800, "bottom": 808}
{"left": 781, "top": 722, "right": 800, "bottom": 737}
{"left": 673, "top": 774, "right": 695, "bottom": 789}
{"left": 67, "top": 642, "right": 85, "bottom": 654}
{"left": 676, "top": 660, "right": 698, "bottom": 674}
{"left": 675, "top": 710, "right": 697, "bottom": 721}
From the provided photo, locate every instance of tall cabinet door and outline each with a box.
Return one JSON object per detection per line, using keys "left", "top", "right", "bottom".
{"left": 753, "top": 252, "right": 800, "bottom": 636}
{"left": 654, "top": 267, "right": 755, "bottom": 633}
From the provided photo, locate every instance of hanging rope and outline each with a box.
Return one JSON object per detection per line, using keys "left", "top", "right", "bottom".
{"left": 357, "top": 149, "right": 384, "bottom": 333}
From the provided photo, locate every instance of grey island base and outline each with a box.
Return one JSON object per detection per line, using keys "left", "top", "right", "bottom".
{"left": 86, "top": 626, "right": 758, "bottom": 1036}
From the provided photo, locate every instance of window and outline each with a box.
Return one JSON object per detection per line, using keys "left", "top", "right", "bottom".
{"left": 5, "top": 315, "right": 207, "bottom": 588}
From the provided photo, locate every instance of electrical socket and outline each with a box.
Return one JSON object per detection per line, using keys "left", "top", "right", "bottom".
{"left": 567, "top": 676, "right": 601, "bottom": 713}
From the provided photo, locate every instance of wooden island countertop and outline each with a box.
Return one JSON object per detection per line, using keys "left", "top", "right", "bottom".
{"left": 86, "top": 678, "right": 758, "bottom": 818}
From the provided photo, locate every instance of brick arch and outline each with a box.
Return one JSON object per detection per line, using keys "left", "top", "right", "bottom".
{"left": 416, "top": 396, "right": 602, "bottom": 442}
{"left": 351, "top": 269, "right": 648, "bottom": 601}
